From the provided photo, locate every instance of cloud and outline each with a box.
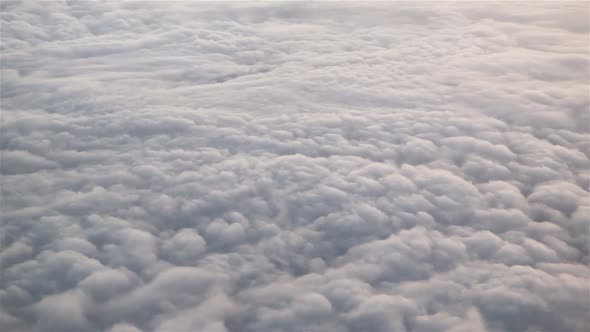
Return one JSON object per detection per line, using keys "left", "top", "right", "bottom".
{"left": 1, "top": 1, "right": 589, "bottom": 332}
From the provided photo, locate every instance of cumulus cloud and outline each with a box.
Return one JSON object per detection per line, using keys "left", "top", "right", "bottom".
{"left": 1, "top": 1, "right": 589, "bottom": 332}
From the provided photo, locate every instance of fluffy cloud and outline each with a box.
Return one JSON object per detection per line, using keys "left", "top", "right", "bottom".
{"left": 1, "top": 1, "right": 589, "bottom": 332}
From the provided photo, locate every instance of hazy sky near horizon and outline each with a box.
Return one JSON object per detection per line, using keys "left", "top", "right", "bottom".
{"left": 1, "top": 1, "right": 589, "bottom": 332}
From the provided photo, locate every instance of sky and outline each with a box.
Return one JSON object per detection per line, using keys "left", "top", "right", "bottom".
{"left": 0, "top": 1, "right": 589, "bottom": 332}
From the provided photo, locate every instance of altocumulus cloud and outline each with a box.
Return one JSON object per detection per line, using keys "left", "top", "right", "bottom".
{"left": 1, "top": 1, "right": 589, "bottom": 332}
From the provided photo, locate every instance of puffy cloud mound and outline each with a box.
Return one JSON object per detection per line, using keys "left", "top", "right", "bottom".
{"left": 1, "top": 1, "right": 589, "bottom": 332}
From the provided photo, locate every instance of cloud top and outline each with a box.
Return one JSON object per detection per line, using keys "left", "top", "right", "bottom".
{"left": 1, "top": 2, "right": 589, "bottom": 332}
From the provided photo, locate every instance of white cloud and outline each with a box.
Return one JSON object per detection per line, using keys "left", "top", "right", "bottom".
{"left": 1, "top": 1, "right": 589, "bottom": 332}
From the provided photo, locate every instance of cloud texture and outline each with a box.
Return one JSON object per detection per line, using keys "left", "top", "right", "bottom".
{"left": 1, "top": 1, "right": 589, "bottom": 331}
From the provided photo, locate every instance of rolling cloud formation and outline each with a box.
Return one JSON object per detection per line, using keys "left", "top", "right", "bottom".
{"left": 1, "top": 2, "right": 589, "bottom": 332}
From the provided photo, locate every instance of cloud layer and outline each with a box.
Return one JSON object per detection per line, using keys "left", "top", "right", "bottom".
{"left": 1, "top": 2, "right": 589, "bottom": 332}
